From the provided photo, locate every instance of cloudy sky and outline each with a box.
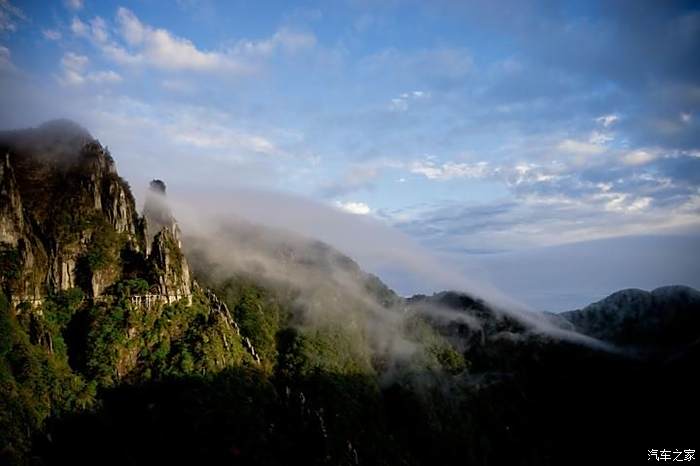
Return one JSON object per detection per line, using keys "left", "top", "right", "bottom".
{"left": 1, "top": 0, "right": 699, "bottom": 310}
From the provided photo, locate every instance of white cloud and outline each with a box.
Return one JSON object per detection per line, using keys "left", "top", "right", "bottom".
{"left": 588, "top": 130, "right": 613, "bottom": 145}
{"left": 148, "top": 108, "right": 285, "bottom": 157}
{"left": 71, "top": 9, "right": 245, "bottom": 73}
{"left": 628, "top": 196, "right": 652, "bottom": 212}
{"left": 173, "top": 126, "right": 278, "bottom": 155}
{"left": 62, "top": 51, "right": 88, "bottom": 71}
{"left": 65, "top": 0, "right": 83, "bottom": 11}
{"left": 59, "top": 70, "right": 86, "bottom": 86}
{"left": 116, "top": 7, "right": 145, "bottom": 46}
{"left": 622, "top": 149, "right": 656, "bottom": 166}
{"left": 319, "top": 159, "right": 406, "bottom": 198}
{"left": 70, "top": 17, "right": 88, "bottom": 36}
{"left": 43, "top": 29, "right": 62, "bottom": 41}
{"left": 557, "top": 139, "right": 606, "bottom": 156}
{"left": 33, "top": 92, "right": 303, "bottom": 187}
{"left": 597, "top": 182, "right": 613, "bottom": 192}
{"left": 115, "top": 7, "right": 220, "bottom": 70}
{"left": 89, "top": 16, "right": 109, "bottom": 43}
{"left": 390, "top": 98, "right": 408, "bottom": 112}
{"left": 335, "top": 201, "right": 371, "bottom": 215}
{"left": 389, "top": 90, "right": 430, "bottom": 112}
{"left": 233, "top": 28, "right": 316, "bottom": 57}
{"left": 681, "top": 112, "right": 692, "bottom": 124}
{"left": 92, "top": 7, "right": 250, "bottom": 73}
{"left": 88, "top": 70, "right": 122, "bottom": 83}
{"left": 70, "top": 8, "right": 316, "bottom": 76}
{"left": 508, "top": 163, "right": 560, "bottom": 186}
{"left": 410, "top": 159, "right": 491, "bottom": 180}
{"left": 595, "top": 114, "right": 619, "bottom": 127}
{"left": 600, "top": 193, "right": 652, "bottom": 213}
{"left": 58, "top": 52, "right": 122, "bottom": 86}
{"left": 101, "top": 42, "right": 143, "bottom": 65}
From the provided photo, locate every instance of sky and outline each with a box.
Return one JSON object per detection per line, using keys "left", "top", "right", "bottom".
{"left": 1, "top": 0, "right": 699, "bottom": 310}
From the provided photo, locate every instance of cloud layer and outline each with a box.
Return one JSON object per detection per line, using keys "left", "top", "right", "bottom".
{"left": 0, "top": 0, "right": 698, "bottom": 308}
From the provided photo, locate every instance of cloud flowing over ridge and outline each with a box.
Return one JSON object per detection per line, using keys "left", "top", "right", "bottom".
{"left": 0, "top": 0, "right": 698, "bottom": 308}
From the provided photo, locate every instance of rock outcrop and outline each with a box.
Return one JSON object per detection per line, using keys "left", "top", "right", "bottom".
{"left": 0, "top": 153, "right": 24, "bottom": 246}
{"left": 0, "top": 121, "right": 192, "bottom": 308}
{"left": 143, "top": 179, "right": 192, "bottom": 301}
{"left": 0, "top": 152, "right": 49, "bottom": 302}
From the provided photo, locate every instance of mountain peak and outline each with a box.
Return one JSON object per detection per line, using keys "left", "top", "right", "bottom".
{"left": 0, "top": 122, "right": 191, "bottom": 303}
{"left": 651, "top": 285, "right": 700, "bottom": 299}
{"left": 561, "top": 285, "right": 700, "bottom": 347}
{"left": 149, "top": 179, "right": 167, "bottom": 194}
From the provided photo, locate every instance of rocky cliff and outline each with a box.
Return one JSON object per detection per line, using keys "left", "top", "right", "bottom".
{"left": 143, "top": 180, "right": 191, "bottom": 301}
{"left": 0, "top": 120, "right": 191, "bottom": 307}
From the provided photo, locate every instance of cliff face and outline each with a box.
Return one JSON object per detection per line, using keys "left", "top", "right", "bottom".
{"left": 144, "top": 180, "right": 192, "bottom": 300}
{"left": 0, "top": 152, "right": 48, "bottom": 301}
{"left": 0, "top": 153, "right": 24, "bottom": 245}
{"left": 0, "top": 120, "right": 191, "bottom": 306}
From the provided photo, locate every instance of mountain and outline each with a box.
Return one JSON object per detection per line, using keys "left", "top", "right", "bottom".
{"left": 0, "top": 120, "right": 191, "bottom": 301}
{"left": 560, "top": 286, "right": 700, "bottom": 349}
{"left": 1, "top": 121, "right": 698, "bottom": 466}
{"left": 0, "top": 122, "right": 264, "bottom": 462}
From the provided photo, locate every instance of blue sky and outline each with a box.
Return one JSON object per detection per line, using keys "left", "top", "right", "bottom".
{"left": 1, "top": 0, "right": 699, "bottom": 309}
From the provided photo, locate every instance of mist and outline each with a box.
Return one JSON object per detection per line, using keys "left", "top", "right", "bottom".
{"left": 469, "top": 234, "right": 700, "bottom": 311}
{"left": 168, "top": 186, "right": 523, "bottom": 309}
{"left": 158, "top": 186, "right": 620, "bottom": 367}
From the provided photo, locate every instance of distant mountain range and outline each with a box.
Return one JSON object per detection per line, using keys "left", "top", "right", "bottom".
{"left": 1, "top": 121, "right": 697, "bottom": 465}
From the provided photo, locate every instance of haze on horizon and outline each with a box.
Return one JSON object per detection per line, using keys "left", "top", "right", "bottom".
{"left": 1, "top": 0, "right": 699, "bottom": 310}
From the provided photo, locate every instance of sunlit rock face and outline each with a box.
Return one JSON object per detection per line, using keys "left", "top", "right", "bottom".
{"left": 0, "top": 152, "right": 25, "bottom": 247}
{"left": 144, "top": 179, "right": 191, "bottom": 299}
{"left": 0, "top": 152, "right": 48, "bottom": 301}
{"left": 149, "top": 227, "right": 192, "bottom": 300}
{"left": 0, "top": 121, "right": 192, "bottom": 304}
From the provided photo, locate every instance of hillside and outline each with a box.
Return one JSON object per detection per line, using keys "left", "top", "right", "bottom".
{"left": 1, "top": 121, "right": 698, "bottom": 465}
{"left": 560, "top": 286, "right": 700, "bottom": 349}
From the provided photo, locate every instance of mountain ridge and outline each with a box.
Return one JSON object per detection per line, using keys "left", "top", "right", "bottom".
{"left": 1, "top": 120, "right": 698, "bottom": 466}
{"left": 560, "top": 285, "right": 700, "bottom": 348}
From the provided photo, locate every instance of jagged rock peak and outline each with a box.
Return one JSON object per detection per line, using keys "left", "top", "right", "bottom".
{"left": 0, "top": 121, "right": 197, "bottom": 309}
{"left": 149, "top": 226, "right": 191, "bottom": 300}
{"left": 144, "top": 179, "right": 176, "bottom": 236}
{"left": 150, "top": 179, "right": 167, "bottom": 194}
{"left": 1, "top": 121, "right": 141, "bottom": 301}
{"left": 142, "top": 178, "right": 191, "bottom": 299}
